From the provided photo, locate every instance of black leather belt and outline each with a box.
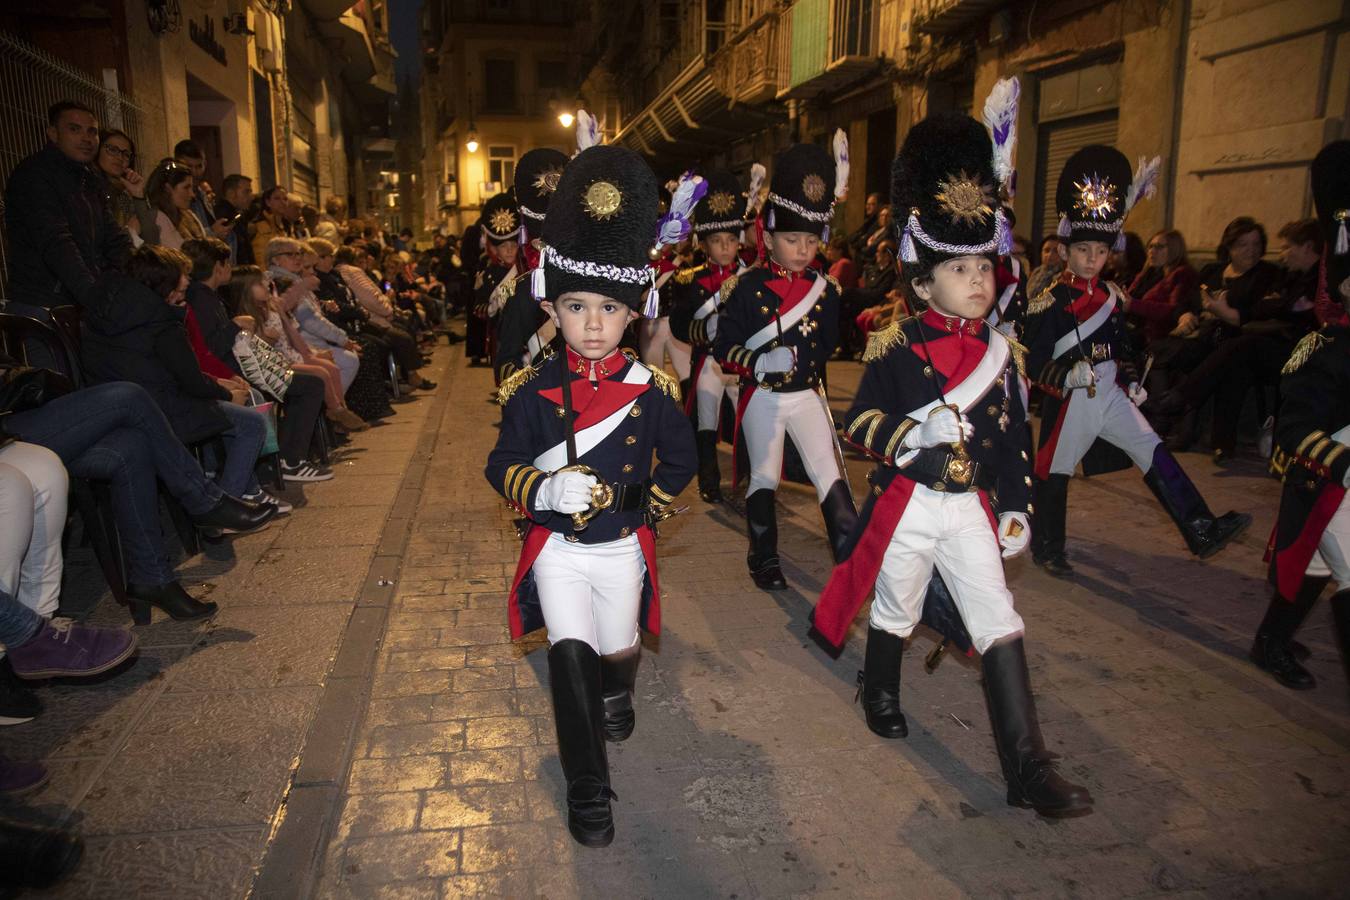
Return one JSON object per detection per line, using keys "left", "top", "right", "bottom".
{"left": 608, "top": 482, "right": 650, "bottom": 512}
{"left": 903, "top": 450, "right": 996, "bottom": 494}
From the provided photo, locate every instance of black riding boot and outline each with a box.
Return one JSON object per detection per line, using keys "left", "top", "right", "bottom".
{"left": 856, "top": 626, "right": 908, "bottom": 738}
{"left": 983, "top": 638, "right": 1093, "bottom": 818}
{"left": 820, "top": 479, "right": 858, "bottom": 563}
{"left": 746, "top": 489, "right": 786, "bottom": 590}
{"left": 600, "top": 644, "right": 641, "bottom": 743}
{"left": 1331, "top": 590, "right": 1350, "bottom": 691}
{"left": 1250, "top": 577, "right": 1328, "bottom": 689}
{"left": 547, "top": 640, "right": 615, "bottom": 847}
{"left": 1031, "top": 474, "right": 1073, "bottom": 578}
{"left": 695, "top": 430, "right": 723, "bottom": 503}
{"left": 1142, "top": 445, "right": 1251, "bottom": 558}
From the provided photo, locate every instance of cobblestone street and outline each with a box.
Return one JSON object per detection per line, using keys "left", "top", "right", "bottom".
{"left": 10, "top": 345, "right": 1350, "bottom": 898}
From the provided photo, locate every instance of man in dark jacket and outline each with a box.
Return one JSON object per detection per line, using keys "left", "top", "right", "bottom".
{"left": 3, "top": 101, "right": 132, "bottom": 345}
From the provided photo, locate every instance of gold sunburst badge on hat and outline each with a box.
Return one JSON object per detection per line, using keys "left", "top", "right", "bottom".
{"left": 934, "top": 171, "right": 994, "bottom": 227}
{"left": 584, "top": 181, "right": 622, "bottom": 220}
{"left": 802, "top": 174, "right": 827, "bottom": 203}
{"left": 1074, "top": 173, "right": 1117, "bottom": 219}
{"left": 534, "top": 167, "right": 563, "bottom": 194}
{"left": 489, "top": 208, "right": 518, "bottom": 234}
{"left": 707, "top": 191, "right": 737, "bottom": 216}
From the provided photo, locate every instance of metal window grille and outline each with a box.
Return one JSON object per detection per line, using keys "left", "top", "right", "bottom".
{"left": 0, "top": 29, "right": 147, "bottom": 300}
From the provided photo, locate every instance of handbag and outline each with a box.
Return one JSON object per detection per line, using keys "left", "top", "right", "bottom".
{"left": 232, "top": 331, "right": 293, "bottom": 400}
{"left": 0, "top": 366, "right": 74, "bottom": 416}
{"left": 246, "top": 388, "right": 280, "bottom": 457}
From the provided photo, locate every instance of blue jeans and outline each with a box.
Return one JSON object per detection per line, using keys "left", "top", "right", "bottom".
{"left": 0, "top": 588, "right": 41, "bottom": 648}
{"left": 4, "top": 382, "right": 224, "bottom": 585}
{"left": 214, "top": 401, "right": 266, "bottom": 497}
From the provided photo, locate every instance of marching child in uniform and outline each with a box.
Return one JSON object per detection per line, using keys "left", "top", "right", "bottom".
{"left": 485, "top": 146, "right": 696, "bottom": 847}
{"left": 669, "top": 169, "right": 755, "bottom": 502}
{"left": 1024, "top": 146, "right": 1249, "bottom": 577}
{"left": 714, "top": 136, "right": 857, "bottom": 590}
{"left": 468, "top": 191, "right": 520, "bottom": 369}
{"left": 1255, "top": 139, "right": 1350, "bottom": 692}
{"left": 813, "top": 114, "right": 1093, "bottom": 819}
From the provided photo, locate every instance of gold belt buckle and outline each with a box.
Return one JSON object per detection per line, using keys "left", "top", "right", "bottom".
{"left": 943, "top": 454, "right": 974, "bottom": 486}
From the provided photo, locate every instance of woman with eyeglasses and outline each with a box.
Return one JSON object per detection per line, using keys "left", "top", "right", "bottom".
{"left": 133, "top": 160, "right": 205, "bottom": 250}
{"left": 94, "top": 128, "right": 144, "bottom": 236}
{"left": 1123, "top": 229, "right": 1199, "bottom": 346}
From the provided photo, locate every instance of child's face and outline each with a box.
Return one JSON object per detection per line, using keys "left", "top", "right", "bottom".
{"left": 495, "top": 240, "right": 519, "bottom": 267}
{"left": 702, "top": 232, "right": 741, "bottom": 268}
{"left": 766, "top": 231, "right": 819, "bottom": 272}
{"left": 912, "top": 255, "right": 995, "bottom": 320}
{"left": 543, "top": 292, "right": 637, "bottom": 360}
{"left": 1063, "top": 240, "right": 1110, "bottom": 280}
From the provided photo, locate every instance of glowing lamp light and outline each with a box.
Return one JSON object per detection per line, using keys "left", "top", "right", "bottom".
{"left": 558, "top": 112, "right": 575, "bottom": 128}
{"left": 466, "top": 130, "right": 479, "bottom": 154}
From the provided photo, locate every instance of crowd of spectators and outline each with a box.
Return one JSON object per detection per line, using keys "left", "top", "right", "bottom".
{"left": 0, "top": 100, "right": 463, "bottom": 885}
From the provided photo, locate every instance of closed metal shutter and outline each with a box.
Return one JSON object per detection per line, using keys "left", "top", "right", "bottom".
{"left": 1033, "top": 112, "right": 1118, "bottom": 243}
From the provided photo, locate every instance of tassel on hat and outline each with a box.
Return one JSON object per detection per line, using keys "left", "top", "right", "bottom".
{"left": 1336, "top": 211, "right": 1348, "bottom": 256}
{"left": 531, "top": 263, "right": 546, "bottom": 301}
{"left": 899, "top": 215, "right": 918, "bottom": 263}
{"left": 1057, "top": 214, "right": 1072, "bottom": 238}
{"left": 642, "top": 270, "right": 659, "bottom": 318}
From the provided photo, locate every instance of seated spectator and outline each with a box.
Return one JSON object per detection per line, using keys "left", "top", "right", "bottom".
{"left": 173, "top": 140, "right": 220, "bottom": 237}
{"left": 857, "top": 204, "right": 893, "bottom": 269}
{"left": 94, "top": 128, "right": 143, "bottom": 237}
{"left": 231, "top": 264, "right": 368, "bottom": 433}
{"left": 213, "top": 174, "right": 255, "bottom": 264}
{"left": 838, "top": 240, "right": 899, "bottom": 359}
{"left": 1103, "top": 231, "right": 1146, "bottom": 286}
{"left": 846, "top": 192, "right": 881, "bottom": 260}
{"left": 134, "top": 160, "right": 204, "bottom": 250}
{"left": 1, "top": 358, "right": 275, "bottom": 623}
{"left": 315, "top": 196, "right": 346, "bottom": 243}
{"left": 2, "top": 101, "right": 132, "bottom": 349}
{"left": 308, "top": 239, "right": 397, "bottom": 420}
{"left": 825, "top": 236, "right": 859, "bottom": 290}
{"left": 80, "top": 245, "right": 277, "bottom": 506}
{"left": 1125, "top": 229, "right": 1199, "bottom": 345}
{"left": 333, "top": 246, "right": 435, "bottom": 390}
{"left": 1026, "top": 235, "right": 1065, "bottom": 299}
{"left": 247, "top": 186, "right": 291, "bottom": 264}
{"left": 1154, "top": 218, "right": 1322, "bottom": 462}
{"left": 268, "top": 238, "right": 361, "bottom": 392}
{"left": 0, "top": 442, "right": 67, "bottom": 624}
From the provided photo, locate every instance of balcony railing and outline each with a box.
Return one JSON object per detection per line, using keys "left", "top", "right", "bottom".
{"left": 775, "top": 0, "right": 880, "bottom": 99}
{"left": 911, "top": 0, "right": 1007, "bottom": 36}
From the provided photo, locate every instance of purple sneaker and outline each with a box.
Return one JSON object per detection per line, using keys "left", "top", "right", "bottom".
{"left": 6, "top": 618, "right": 138, "bottom": 680}
{"left": 0, "top": 755, "right": 49, "bottom": 795}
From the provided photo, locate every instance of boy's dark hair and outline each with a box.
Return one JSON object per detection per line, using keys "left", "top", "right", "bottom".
{"left": 221, "top": 173, "right": 252, "bottom": 194}
{"left": 48, "top": 100, "right": 95, "bottom": 126}
{"left": 174, "top": 139, "right": 204, "bottom": 160}
{"left": 182, "top": 238, "right": 232, "bottom": 282}
{"left": 1277, "top": 218, "right": 1323, "bottom": 252}
{"left": 128, "top": 244, "right": 190, "bottom": 299}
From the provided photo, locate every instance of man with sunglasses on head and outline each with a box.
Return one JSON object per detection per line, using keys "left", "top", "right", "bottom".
{"left": 3, "top": 100, "right": 132, "bottom": 365}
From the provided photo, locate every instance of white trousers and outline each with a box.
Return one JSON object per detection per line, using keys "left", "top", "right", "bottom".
{"left": 1306, "top": 493, "right": 1350, "bottom": 586}
{"left": 1048, "top": 361, "right": 1160, "bottom": 475}
{"left": 742, "top": 387, "right": 844, "bottom": 500}
{"left": 0, "top": 442, "right": 68, "bottom": 617}
{"left": 694, "top": 356, "right": 738, "bottom": 433}
{"left": 638, "top": 317, "right": 692, "bottom": 381}
{"left": 869, "top": 486, "right": 1025, "bottom": 655}
{"left": 535, "top": 532, "right": 645, "bottom": 655}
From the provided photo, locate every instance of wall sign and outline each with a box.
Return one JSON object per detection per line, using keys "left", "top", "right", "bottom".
{"left": 190, "top": 15, "right": 227, "bottom": 66}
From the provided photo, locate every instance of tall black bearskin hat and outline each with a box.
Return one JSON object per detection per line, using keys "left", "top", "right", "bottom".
{"left": 513, "top": 148, "right": 568, "bottom": 240}
{"left": 534, "top": 145, "right": 660, "bottom": 310}
{"left": 765, "top": 134, "right": 845, "bottom": 239}
{"left": 1311, "top": 140, "right": 1350, "bottom": 298}
{"left": 479, "top": 191, "right": 521, "bottom": 245}
{"left": 891, "top": 113, "right": 1008, "bottom": 277}
{"left": 1054, "top": 145, "right": 1160, "bottom": 250}
{"left": 693, "top": 171, "right": 745, "bottom": 238}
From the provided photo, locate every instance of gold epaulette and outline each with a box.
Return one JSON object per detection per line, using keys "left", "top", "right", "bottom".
{"left": 1004, "top": 334, "right": 1029, "bottom": 378}
{"left": 648, "top": 366, "right": 682, "bottom": 403}
{"left": 495, "top": 363, "right": 538, "bottom": 406}
{"left": 824, "top": 273, "right": 841, "bottom": 292}
{"left": 1026, "top": 286, "right": 1058, "bottom": 316}
{"left": 675, "top": 264, "right": 705, "bottom": 285}
{"left": 862, "top": 319, "right": 910, "bottom": 363}
{"left": 718, "top": 275, "right": 739, "bottom": 302}
{"left": 1282, "top": 331, "right": 1331, "bottom": 375}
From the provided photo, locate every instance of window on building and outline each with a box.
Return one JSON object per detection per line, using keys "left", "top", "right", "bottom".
{"left": 706, "top": 0, "right": 729, "bottom": 55}
{"left": 488, "top": 145, "right": 516, "bottom": 191}
{"left": 483, "top": 58, "right": 518, "bottom": 113}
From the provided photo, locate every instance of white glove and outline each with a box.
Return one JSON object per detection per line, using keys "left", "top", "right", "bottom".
{"left": 1064, "top": 360, "right": 1096, "bottom": 390}
{"left": 1127, "top": 382, "right": 1148, "bottom": 406}
{"left": 534, "top": 471, "right": 597, "bottom": 515}
{"left": 753, "top": 346, "right": 796, "bottom": 379}
{"left": 998, "top": 512, "right": 1030, "bottom": 559}
{"left": 902, "top": 407, "right": 972, "bottom": 450}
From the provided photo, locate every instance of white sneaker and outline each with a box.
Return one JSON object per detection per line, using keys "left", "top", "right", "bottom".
{"left": 281, "top": 461, "right": 334, "bottom": 483}
{"left": 244, "top": 490, "right": 293, "bottom": 515}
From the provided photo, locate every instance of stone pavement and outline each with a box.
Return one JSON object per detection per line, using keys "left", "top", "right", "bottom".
{"left": 8, "top": 343, "right": 1349, "bottom": 898}
{"left": 2, "top": 349, "right": 449, "bottom": 898}
{"left": 306, "top": 350, "right": 1350, "bottom": 898}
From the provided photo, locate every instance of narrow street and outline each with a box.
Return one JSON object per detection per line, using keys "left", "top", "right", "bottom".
{"left": 14, "top": 345, "right": 1350, "bottom": 897}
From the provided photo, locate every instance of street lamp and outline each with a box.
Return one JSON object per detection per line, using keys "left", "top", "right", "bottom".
{"left": 466, "top": 129, "right": 479, "bottom": 154}
{"left": 558, "top": 112, "right": 574, "bottom": 128}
